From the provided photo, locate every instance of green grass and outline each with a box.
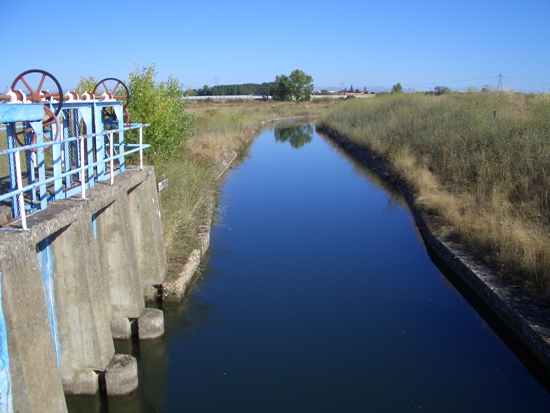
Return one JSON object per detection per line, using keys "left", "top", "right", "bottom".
{"left": 154, "top": 155, "right": 217, "bottom": 276}
{"left": 0, "top": 129, "right": 7, "bottom": 177}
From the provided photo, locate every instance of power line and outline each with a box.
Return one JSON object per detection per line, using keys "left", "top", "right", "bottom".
{"left": 501, "top": 75, "right": 550, "bottom": 86}
{"left": 404, "top": 75, "right": 549, "bottom": 91}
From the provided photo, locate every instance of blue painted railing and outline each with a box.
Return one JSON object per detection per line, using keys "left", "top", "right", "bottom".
{"left": 0, "top": 102, "right": 149, "bottom": 230}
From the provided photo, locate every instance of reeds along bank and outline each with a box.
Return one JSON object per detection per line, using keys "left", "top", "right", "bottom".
{"left": 322, "top": 92, "right": 550, "bottom": 295}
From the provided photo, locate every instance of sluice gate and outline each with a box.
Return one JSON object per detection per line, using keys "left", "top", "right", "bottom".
{"left": 0, "top": 70, "right": 168, "bottom": 412}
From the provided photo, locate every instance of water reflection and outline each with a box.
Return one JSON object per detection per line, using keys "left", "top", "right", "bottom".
{"left": 163, "top": 288, "right": 221, "bottom": 335}
{"left": 319, "top": 129, "right": 407, "bottom": 216}
{"left": 66, "top": 264, "right": 220, "bottom": 413}
{"left": 274, "top": 123, "right": 313, "bottom": 148}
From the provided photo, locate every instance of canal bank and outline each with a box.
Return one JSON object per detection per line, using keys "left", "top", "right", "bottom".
{"left": 321, "top": 125, "right": 550, "bottom": 374}
{"left": 62, "top": 120, "right": 550, "bottom": 411}
{"left": 143, "top": 122, "right": 549, "bottom": 411}
{"left": 167, "top": 118, "right": 550, "bottom": 380}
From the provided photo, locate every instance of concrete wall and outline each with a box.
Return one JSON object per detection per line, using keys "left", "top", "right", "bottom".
{"left": 95, "top": 196, "right": 145, "bottom": 320}
{"left": 127, "top": 168, "right": 167, "bottom": 291}
{"left": 0, "top": 166, "right": 166, "bottom": 411}
{"left": 0, "top": 232, "right": 67, "bottom": 412}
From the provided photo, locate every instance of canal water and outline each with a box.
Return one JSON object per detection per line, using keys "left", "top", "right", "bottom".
{"left": 71, "top": 122, "right": 550, "bottom": 412}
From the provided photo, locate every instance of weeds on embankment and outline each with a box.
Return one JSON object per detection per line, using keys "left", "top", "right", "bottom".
{"left": 184, "top": 98, "right": 340, "bottom": 164}
{"left": 155, "top": 99, "right": 340, "bottom": 277}
{"left": 322, "top": 92, "right": 550, "bottom": 298}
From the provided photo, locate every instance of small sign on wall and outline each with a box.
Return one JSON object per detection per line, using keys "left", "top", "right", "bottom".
{"left": 157, "top": 179, "right": 169, "bottom": 192}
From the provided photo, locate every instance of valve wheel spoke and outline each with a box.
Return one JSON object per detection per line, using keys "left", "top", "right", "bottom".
{"left": 11, "top": 69, "right": 64, "bottom": 118}
{"left": 93, "top": 78, "right": 130, "bottom": 109}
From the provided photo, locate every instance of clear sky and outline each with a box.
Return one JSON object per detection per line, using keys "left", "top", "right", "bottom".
{"left": 2, "top": 0, "right": 549, "bottom": 93}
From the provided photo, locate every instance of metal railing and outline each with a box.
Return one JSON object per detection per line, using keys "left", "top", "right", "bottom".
{"left": 0, "top": 102, "right": 149, "bottom": 231}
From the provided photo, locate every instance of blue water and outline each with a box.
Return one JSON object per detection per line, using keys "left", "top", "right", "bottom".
{"left": 80, "top": 122, "right": 550, "bottom": 412}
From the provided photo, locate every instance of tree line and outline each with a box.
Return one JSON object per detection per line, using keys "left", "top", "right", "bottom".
{"left": 190, "top": 69, "right": 314, "bottom": 102}
{"left": 193, "top": 82, "right": 275, "bottom": 97}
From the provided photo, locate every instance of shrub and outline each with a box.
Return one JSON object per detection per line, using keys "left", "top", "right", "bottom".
{"left": 127, "top": 64, "right": 194, "bottom": 158}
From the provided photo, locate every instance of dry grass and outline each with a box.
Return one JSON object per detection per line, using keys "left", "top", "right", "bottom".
{"left": 185, "top": 98, "right": 340, "bottom": 163}
{"left": 322, "top": 92, "right": 550, "bottom": 298}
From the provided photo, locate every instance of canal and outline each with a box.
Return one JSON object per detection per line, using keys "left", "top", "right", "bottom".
{"left": 74, "top": 122, "right": 550, "bottom": 412}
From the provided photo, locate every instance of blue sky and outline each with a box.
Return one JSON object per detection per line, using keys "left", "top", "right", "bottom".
{"left": 2, "top": 0, "right": 549, "bottom": 92}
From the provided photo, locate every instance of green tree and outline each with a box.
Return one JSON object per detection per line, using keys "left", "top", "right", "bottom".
{"left": 273, "top": 70, "right": 314, "bottom": 101}
{"left": 288, "top": 69, "right": 314, "bottom": 102}
{"left": 434, "top": 85, "right": 451, "bottom": 95}
{"left": 75, "top": 76, "right": 97, "bottom": 95}
{"left": 273, "top": 74, "right": 293, "bottom": 101}
{"left": 127, "top": 64, "right": 194, "bottom": 158}
{"left": 197, "top": 85, "right": 212, "bottom": 96}
{"left": 391, "top": 83, "right": 403, "bottom": 94}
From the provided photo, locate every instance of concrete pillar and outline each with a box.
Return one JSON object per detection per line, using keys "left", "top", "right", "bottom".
{"left": 138, "top": 308, "right": 164, "bottom": 340}
{"left": 105, "top": 354, "right": 138, "bottom": 396}
{"left": 127, "top": 166, "right": 167, "bottom": 293}
{"left": 0, "top": 232, "right": 67, "bottom": 412}
{"left": 110, "top": 317, "right": 133, "bottom": 340}
{"left": 49, "top": 213, "right": 115, "bottom": 395}
{"left": 95, "top": 197, "right": 145, "bottom": 320}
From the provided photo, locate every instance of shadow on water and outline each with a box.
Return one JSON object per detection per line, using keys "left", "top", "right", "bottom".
{"left": 66, "top": 328, "right": 165, "bottom": 413}
{"left": 319, "top": 127, "right": 410, "bottom": 215}
{"left": 162, "top": 265, "right": 222, "bottom": 336}
{"left": 426, "top": 249, "right": 550, "bottom": 393}
{"left": 66, "top": 257, "right": 221, "bottom": 413}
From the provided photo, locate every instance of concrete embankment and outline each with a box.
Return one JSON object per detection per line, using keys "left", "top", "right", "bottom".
{"left": 0, "top": 166, "right": 167, "bottom": 412}
{"left": 323, "top": 128, "right": 550, "bottom": 372}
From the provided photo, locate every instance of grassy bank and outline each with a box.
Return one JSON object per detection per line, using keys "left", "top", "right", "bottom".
{"left": 156, "top": 98, "right": 340, "bottom": 277}
{"left": 185, "top": 98, "right": 340, "bottom": 164}
{"left": 321, "top": 92, "right": 550, "bottom": 299}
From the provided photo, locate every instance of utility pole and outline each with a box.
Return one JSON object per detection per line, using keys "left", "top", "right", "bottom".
{"left": 497, "top": 73, "right": 502, "bottom": 91}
